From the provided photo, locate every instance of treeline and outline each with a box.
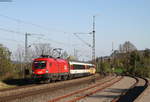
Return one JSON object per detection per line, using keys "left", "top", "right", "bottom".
{"left": 96, "top": 42, "right": 150, "bottom": 78}
{"left": 0, "top": 44, "right": 16, "bottom": 80}
{"left": 0, "top": 41, "right": 150, "bottom": 80}
{"left": 0, "top": 43, "right": 74, "bottom": 80}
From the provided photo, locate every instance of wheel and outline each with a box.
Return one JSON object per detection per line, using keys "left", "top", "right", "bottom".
{"left": 68, "top": 75, "right": 73, "bottom": 80}
{"left": 63, "top": 75, "right": 68, "bottom": 80}
{"left": 44, "top": 79, "right": 51, "bottom": 84}
{"left": 34, "top": 79, "right": 41, "bottom": 84}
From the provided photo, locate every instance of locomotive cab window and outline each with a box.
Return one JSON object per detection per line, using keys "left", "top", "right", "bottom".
{"left": 33, "top": 61, "right": 46, "bottom": 69}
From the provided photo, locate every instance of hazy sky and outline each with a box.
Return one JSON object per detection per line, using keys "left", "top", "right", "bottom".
{"left": 0, "top": 0, "right": 150, "bottom": 60}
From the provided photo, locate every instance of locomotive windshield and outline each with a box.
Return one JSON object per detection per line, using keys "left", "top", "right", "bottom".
{"left": 33, "top": 61, "right": 46, "bottom": 69}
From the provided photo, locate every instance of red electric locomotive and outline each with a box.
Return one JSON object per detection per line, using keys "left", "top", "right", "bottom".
{"left": 32, "top": 55, "right": 70, "bottom": 82}
{"left": 32, "top": 55, "right": 96, "bottom": 83}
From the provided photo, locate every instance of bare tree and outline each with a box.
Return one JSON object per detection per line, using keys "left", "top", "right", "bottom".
{"left": 13, "top": 45, "right": 25, "bottom": 62}
{"left": 31, "top": 43, "right": 53, "bottom": 59}
{"left": 14, "top": 43, "right": 69, "bottom": 62}
{"left": 119, "top": 41, "right": 137, "bottom": 53}
{"left": 60, "top": 51, "right": 69, "bottom": 59}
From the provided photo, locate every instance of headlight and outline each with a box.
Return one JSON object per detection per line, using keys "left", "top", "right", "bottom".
{"left": 46, "top": 70, "right": 48, "bottom": 73}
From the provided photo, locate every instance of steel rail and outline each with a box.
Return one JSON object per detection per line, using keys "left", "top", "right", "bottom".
{"left": 48, "top": 76, "right": 123, "bottom": 102}
{"left": 111, "top": 76, "right": 149, "bottom": 102}
{"left": 0, "top": 74, "right": 100, "bottom": 95}
{"left": 111, "top": 77, "right": 139, "bottom": 102}
{"left": 134, "top": 77, "right": 149, "bottom": 102}
{"left": 0, "top": 74, "right": 101, "bottom": 102}
{"left": 67, "top": 76, "right": 123, "bottom": 102}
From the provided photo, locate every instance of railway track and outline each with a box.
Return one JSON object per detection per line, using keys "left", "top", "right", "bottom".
{"left": 0, "top": 74, "right": 103, "bottom": 102}
{"left": 48, "top": 76, "right": 123, "bottom": 102}
{"left": 0, "top": 82, "right": 49, "bottom": 98}
{"left": 0, "top": 75, "right": 147, "bottom": 102}
{"left": 48, "top": 76, "right": 148, "bottom": 102}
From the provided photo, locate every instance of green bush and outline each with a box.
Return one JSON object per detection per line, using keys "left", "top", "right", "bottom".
{"left": 96, "top": 49, "right": 150, "bottom": 78}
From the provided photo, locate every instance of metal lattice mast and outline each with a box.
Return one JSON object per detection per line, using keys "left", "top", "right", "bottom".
{"left": 25, "top": 33, "right": 31, "bottom": 62}
{"left": 92, "top": 16, "right": 96, "bottom": 63}
{"left": 25, "top": 33, "right": 42, "bottom": 62}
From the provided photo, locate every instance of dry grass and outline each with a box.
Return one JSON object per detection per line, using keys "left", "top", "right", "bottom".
{"left": 0, "top": 81, "right": 16, "bottom": 89}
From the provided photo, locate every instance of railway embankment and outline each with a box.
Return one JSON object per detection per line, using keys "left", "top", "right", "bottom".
{"left": 1, "top": 75, "right": 149, "bottom": 102}
{"left": 134, "top": 78, "right": 150, "bottom": 102}
{"left": 0, "top": 74, "right": 105, "bottom": 102}
{"left": 81, "top": 76, "right": 136, "bottom": 102}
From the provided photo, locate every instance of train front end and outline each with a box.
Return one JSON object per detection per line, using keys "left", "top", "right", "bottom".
{"left": 32, "top": 58, "right": 49, "bottom": 81}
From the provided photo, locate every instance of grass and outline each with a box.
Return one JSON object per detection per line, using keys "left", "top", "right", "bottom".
{"left": 114, "top": 68, "right": 124, "bottom": 74}
{"left": 0, "top": 81, "right": 16, "bottom": 90}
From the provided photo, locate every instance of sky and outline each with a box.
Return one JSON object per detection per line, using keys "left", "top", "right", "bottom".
{"left": 0, "top": 0, "right": 150, "bottom": 60}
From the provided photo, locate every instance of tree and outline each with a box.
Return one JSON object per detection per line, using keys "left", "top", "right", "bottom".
{"left": 28, "top": 43, "right": 53, "bottom": 61}
{"left": 0, "top": 44, "right": 13, "bottom": 79}
{"left": 144, "top": 48, "right": 150, "bottom": 58}
{"left": 119, "top": 41, "right": 137, "bottom": 53}
{"left": 13, "top": 45, "right": 24, "bottom": 62}
{"left": 60, "top": 51, "right": 68, "bottom": 59}
{"left": 13, "top": 45, "right": 25, "bottom": 78}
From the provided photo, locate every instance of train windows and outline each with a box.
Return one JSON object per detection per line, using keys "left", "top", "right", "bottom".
{"left": 33, "top": 61, "right": 46, "bottom": 69}
{"left": 70, "top": 65, "right": 74, "bottom": 69}
{"left": 73, "top": 64, "right": 85, "bottom": 69}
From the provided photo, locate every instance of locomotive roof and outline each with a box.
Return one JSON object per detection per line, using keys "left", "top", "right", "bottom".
{"left": 34, "top": 57, "right": 94, "bottom": 66}
{"left": 34, "top": 57, "right": 67, "bottom": 62}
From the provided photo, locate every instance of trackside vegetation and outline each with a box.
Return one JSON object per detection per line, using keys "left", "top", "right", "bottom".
{"left": 96, "top": 42, "right": 150, "bottom": 78}
{"left": 0, "top": 41, "right": 150, "bottom": 81}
